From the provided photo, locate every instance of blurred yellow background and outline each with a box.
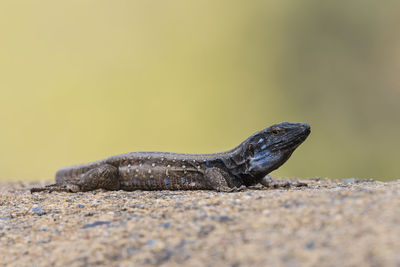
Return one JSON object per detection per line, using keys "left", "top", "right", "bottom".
{"left": 1, "top": 1, "right": 399, "bottom": 181}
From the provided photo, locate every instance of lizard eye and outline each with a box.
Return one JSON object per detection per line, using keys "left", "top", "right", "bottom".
{"left": 248, "top": 144, "right": 255, "bottom": 156}
{"left": 272, "top": 129, "right": 280, "bottom": 135}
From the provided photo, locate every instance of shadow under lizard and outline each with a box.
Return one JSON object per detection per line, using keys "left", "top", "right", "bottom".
{"left": 31, "top": 122, "right": 310, "bottom": 193}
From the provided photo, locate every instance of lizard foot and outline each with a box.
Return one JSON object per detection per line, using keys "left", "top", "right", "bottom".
{"left": 260, "top": 175, "right": 308, "bottom": 189}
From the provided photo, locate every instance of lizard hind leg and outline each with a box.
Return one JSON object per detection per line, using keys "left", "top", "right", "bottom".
{"left": 78, "top": 164, "right": 120, "bottom": 191}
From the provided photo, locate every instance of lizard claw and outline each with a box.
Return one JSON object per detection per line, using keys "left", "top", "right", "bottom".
{"left": 234, "top": 185, "right": 247, "bottom": 192}
{"left": 216, "top": 185, "right": 247, "bottom": 192}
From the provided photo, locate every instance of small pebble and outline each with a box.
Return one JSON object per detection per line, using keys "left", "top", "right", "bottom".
{"left": 82, "top": 221, "right": 111, "bottom": 229}
{"left": 161, "top": 222, "right": 171, "bottom": 228}
{"left": 31, "top": 206, "right": 45, "bottom": 216}
{"left": 343, "top": 178, "right": 360, "bottom": 183}
{"left": 218, "top": 215, "right": 230, "bottom": 222}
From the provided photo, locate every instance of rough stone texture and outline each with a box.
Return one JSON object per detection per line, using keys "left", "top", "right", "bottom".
{"left": 0, "top": 178, "right": 399, "bottom": 267}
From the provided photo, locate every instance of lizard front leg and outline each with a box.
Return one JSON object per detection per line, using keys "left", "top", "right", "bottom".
{"left": 205, "top": 168, "right": 246, "bottom": 192}
{"left": 31, "top": 164, "right": 120, "bottom": 193}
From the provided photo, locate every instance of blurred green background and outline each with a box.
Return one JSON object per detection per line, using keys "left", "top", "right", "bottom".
{"left": 1, "top": 1, "right": 399, "bottom": 181}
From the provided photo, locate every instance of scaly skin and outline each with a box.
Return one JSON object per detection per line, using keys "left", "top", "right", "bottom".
{"left": 31, "top": 122, "right": 311, "bottom": 193}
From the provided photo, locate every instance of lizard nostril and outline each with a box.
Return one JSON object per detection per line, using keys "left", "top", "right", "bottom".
{"left": 301, "top": 123, "right": 310, "bottom": 129}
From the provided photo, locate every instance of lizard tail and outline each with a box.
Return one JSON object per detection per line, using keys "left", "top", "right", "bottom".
{"left": 31, "top": 183, "right": 80, "bottom": 193}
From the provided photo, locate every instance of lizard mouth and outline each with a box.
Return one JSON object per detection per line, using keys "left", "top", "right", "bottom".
{"left": 281, "top": 133, "right": 309, "bottom": 151}
{"left": 272, "top": 124, "right": 310, "bottom": 152}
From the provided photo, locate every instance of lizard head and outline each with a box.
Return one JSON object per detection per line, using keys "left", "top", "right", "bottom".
{"left": 243, "top": 122, "right": 310, "bottom": 180}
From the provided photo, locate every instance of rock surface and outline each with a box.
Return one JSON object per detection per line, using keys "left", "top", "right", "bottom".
{"left": 0, "top": 178, "right": 399, "bottom": 266}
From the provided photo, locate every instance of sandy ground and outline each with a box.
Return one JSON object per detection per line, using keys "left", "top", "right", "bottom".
{"left": 0, "top": 178, "right": 399, "bottom": 267}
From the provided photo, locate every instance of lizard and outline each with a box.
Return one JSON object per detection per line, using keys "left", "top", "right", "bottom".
{"left": 31, "top": 122, "right": 310, "bottom": 193}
